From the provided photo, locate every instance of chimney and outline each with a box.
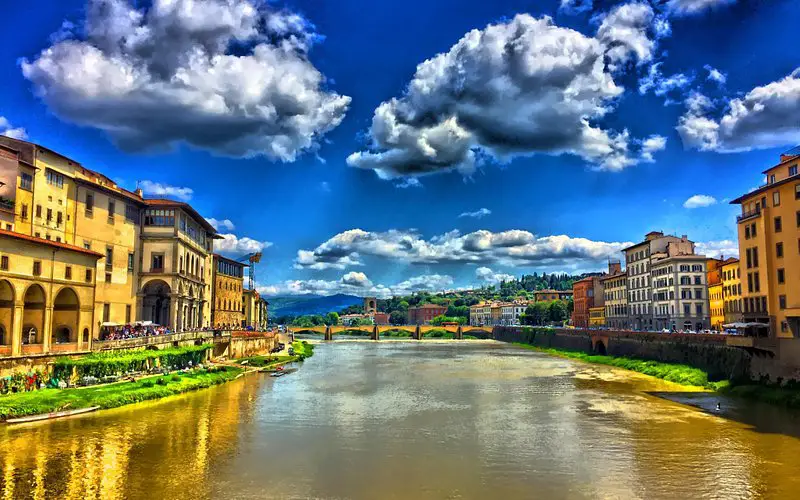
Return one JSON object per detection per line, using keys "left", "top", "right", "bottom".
{"left": 135, "top": 188, "right": 143, "bottom": 197}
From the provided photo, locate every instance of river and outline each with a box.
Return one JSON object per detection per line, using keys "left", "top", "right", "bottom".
{"left": 2, "top": 340, "right": 800, "bottom": 499}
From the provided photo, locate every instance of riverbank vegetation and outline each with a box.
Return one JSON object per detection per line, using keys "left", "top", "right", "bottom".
{"left": 238, "top": 341, "right": 315, "bottom": 370}
{"left": 53, "top": 345, "right": 211, "bottom": 381}
{"left": 513, "top": 343, "right": 717, "bottom": 388}
{"left": 0, "top": 366, "right": 242, "bottom": 421}
{"left": 718, "top": 383, "right": 800, "bottom": 409}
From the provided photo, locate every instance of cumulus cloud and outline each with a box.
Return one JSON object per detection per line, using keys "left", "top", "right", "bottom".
{"left": 215, "top": 233, "right": 273, "bottom": 256}
{"left": 638, "top": 62, "right": 693, "bottom": 99}
{"left": 139, "top": 180, "right": 193, "bottom": 201}
{"left": 640, "top": 135, "right": 667, "bottom": 162}
{"left": 294, "top": 228, "right": 632, "bottom": 272}
{"left": 665, "top": 0, "right": 736, "bottom": 17}
{"left": 0, "top": 116, "right": 27, "bottom": 139}
{"left": 21, "top": 0, "right": 350, "bottom": 160}
{"left": 696, "top": 239, "right": 739, "bottom": 258}
{"left": 683, "top": 194, "right": 717, "bottom": 208}
{"left": 559, "top": 0, "right": 593, "bottom": 15}
{"left": 205, "top": 217, "right": 235, "bottom": 231}
{"left": 704, "top": 64, "right": 727, "bottom": 85}
{"left": 259, "top": 272, "right": 454, "bottom": 298}
{"left": 677, "top": 68, "right": 800, "bottom": 152}
{"left": 347, "top": 7, "right": 666, "bottom": 180}
{"left": 458, "top": 208, "right": 491, "bottom": 219}
{"left": 476, "top": 267, "right": 516, "bottom": 285}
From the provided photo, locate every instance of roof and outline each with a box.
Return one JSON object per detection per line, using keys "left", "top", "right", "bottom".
{"left": 599, "top": 271, "right": 627, "bottom": 281}
{"left": 144, "top": 199, "right": 219, "bottom": 235}
{"left": 410, "top": 303, "right": 446, "bottom": 309}
{"left": 722, "top": 257, "right": 740, "bottom": 266}
{"left": 213, "top": 253, "right": 246, "bottom": 267}
{"left": 620, "top": 239, "right": 650, "bottom": 252}
{"left": 74, "top": 168, "right": 144, "bottom": 204}
{"left": 0, "top": 229, "right": 103, "bottom": 258}
{"left": 761, "top": 148, "right": 800, "bottom": 173}
{"left": 535, "top": 289, "right": 571, "bottom": 294}
{"left": 730, "top": 173, "right": 800, "bottom": 204}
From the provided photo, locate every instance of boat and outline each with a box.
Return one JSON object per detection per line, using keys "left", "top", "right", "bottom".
{"left": 270, "top": 371, "right": 287, "bottom": 377}
{"left": 5, "top": 406, "right": 101, "bottom": 424}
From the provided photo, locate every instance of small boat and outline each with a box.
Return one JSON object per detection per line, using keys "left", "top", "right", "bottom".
{"left": 270, "top": 371, "right": 287, "bottom": 377}
{"left": 6, "top": 406, "right": 101, "bottom": 424}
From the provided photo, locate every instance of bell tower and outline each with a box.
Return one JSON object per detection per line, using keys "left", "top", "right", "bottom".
{"left": 364, "top": 297, "right": 377, "bottom": 314}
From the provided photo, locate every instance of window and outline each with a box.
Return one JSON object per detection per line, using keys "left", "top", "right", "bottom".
{"left": 83, "top": 240, "right": 91, "bottom": 250}
{"left": 125, "top": 204, "right": 138, "bottom": 223}
{"left": 754, "top": 272, "right": 760, "bottom": 292}
{"left": 694, "top": 276, "right": 702, "bottom": 285}
{"left": 46, "top": 208, "right": 52, "bottom": 222}
{"left": 57, "top": 211, "right": 63, "bottom": 227}
{"left": 747, "top": 273, "right": 753, "bottom": 293}
{"left": 125, "top": 305, "right": 131, "bottom": 324}
{"left": 105, "top": 247, "right": 113, "bottom": 270}
{"left": 779, "top": 295, "right": 787, "bottom": 310}
{"left": 46, "top": 169, "right": 64, "bottom": 188}
{"left": 745, "top": 225, "right": 750, "bottom": 239}
{"left": 796, "top": 183, "right": 800, "bottom": 200}
{"left": 108, "top": 200, "right": 115, "bottom": 223}
{"left": 20, "top": 172, "right": 32, "bottom": 190}
{"left": 773, "top": 191, "right": 780, "bottom": 206}
{"left": 33, "top": 261, "right": 41, "bottom": 276}
{"left": 0, "top": 256, "right": 7, "bottom": 271}
{"left": 105, "top": 272, "right": 112, "bottom": 283}
{"left": 775, "top": 216, "right": 782, "bottom": 232}
{"left": 792, "top": 165, "right": 799, "bottom": 176}
{"left": 85, "top": 269, "right": 92, "bottom": 282}
{"left": 144, "top": 209, "right": 175, "bottom": 226}
{"left": 797, "top": 211, "right": 800, "bottom": 228}
{"left": 683, "top": 304, "right": 691, "bottom": 315}
{"left": 85, "top": 192, "right": 94, "bottom": 215}
{"left": 751, "top": 223, "right": 757, "bottom": 237}
{"left": 20, "top": 204, "right": 28, "bottom": 220}
{"left": 769, "top": 174, "right": 775, "bottom": 184}
{"left": 778, "top": 268, "right": 785, "bottom": 284}
{"left": 127, "top": 252, "right": 134, "bottom": 272}
{"left": 753, "top": 248, "right": 759, "bottom": 268}
{"left": 65, "top": 266, "right": 72, "bottom": 280}
{"left": 151, "top": 254, "right": 164, "bottom": 271}
{"left": 103, "top": 303, "right": 110, "bottom": 322}
{"left": 35, "top": 204, "right": 42, "bottom": 218}
{"left": 34, "top": 232, "right": 40, "bottom": 238}
{"left": 696, "top": 304, "right": 703, "bottom": 315}
{"left": 777, "top": 242, "right": 784, "bottom": 258}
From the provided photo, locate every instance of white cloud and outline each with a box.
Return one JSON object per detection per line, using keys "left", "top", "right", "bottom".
{"left": 347, "top": 7, "right": 666, "bottom": 180}
{"left": 665, "top": 0, "right": 736, "bottom": 17}
{"left": 677, "top": 68, "right": 800, "bottom": 152}
{"left": 139, "top": 180, "right": 193, "bottom": 201}
{"left": 0, "top": 116, "right": 27, "bottom": 139}
{"left": 704, "top": 64, "right": 727, "bottom": 85}
{"left": 214, "top": 234, "right": 273, "bottom": 256}
{"left": 459, "top": 208, "right": 491, "bottom": 219}
{"left": 638, "top": 62, "right": 693, "bottom": 99}
{"left": 476, "top": 267, "right": 516, "bottom": 285}
{"left": 205, "top": 217, "right": 235, "bottom": 231}
{"left": 294, "top": 228, "right": 632, "bottom": 272}
{"left": 640, "top": 135, "right": 667, "bottom": 162}
{"left": 259, "top": 272, "right": 454, "bottom": 298}
{"left": 396, "top": 178, "right": 422, "bottom": 189}
{"left": 559, "top": 0, "right": 593, "bottom": 15}
{"left": 21, "top": 0, "right": 350, "bottom": 160}
{"left": 697, "top": 239, "right": 739, "bottom": 258}
{"left": 683, "top": 194, "right": 717, "bottom": 208}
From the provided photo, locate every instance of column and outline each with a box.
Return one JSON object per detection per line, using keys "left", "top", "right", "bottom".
{"left": 169, "top": 294, "right": 179, "bottom": 331}
{"left": 42, "top": 305, "right": 53, "bottom": 353}
{"left": 135, "top": 293, "right": 145, "bottom": 322}
{"left": 11, "top": 302, "right": 23, "bottom": 357}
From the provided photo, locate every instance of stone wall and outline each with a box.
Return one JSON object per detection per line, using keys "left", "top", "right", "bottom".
{"left": 493, "top": 327, "right": 753, "bottom": 381}
{"left": 228, "top": 333, "right": 276, "bottom": 359}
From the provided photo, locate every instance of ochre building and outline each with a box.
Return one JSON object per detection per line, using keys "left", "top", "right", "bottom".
{"left": 211, "top": 254, "right": 245, "bottom": 328}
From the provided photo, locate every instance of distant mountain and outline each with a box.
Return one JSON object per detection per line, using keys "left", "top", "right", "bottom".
{"left": 268, "top": 294, "right": 363, "bottom": 317}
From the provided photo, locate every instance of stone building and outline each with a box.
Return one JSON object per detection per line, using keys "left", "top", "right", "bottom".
{"left": 407, "top": 303, "right": 447, "bottom": 325}
{"left": 721, "top": 257, "right": 743, "bottom": 325}
{"left": 600, "top": 268, "right": 628, "bottom": 329}
{"left": 211, "top": 254, "right": 245, "bottom": 328}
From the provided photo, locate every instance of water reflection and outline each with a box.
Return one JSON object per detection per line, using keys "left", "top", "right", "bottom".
{"left": 1, "top": 341, "right": 800, "bottom": 499}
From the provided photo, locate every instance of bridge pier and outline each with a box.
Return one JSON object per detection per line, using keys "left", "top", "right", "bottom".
{"left": 455, "top": 326, "right": 463, "bottom": 340}
{"left": 413, "top": 325, "right": 422, "bottom": 340}
{"left": 371, "top": 326, "right": 379, "bottom": 341}
{"left": 324, "top": 326, "right": 333, "bottom": 341}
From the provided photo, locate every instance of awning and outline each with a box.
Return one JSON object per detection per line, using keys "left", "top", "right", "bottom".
{"left": 101, "top": 322, "right": 121, "bottom": 327}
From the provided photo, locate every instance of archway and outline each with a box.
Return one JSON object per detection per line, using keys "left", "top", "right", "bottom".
{"left": 22, "top": 284, "right": 46, "bottom": 345}
{"left": 142, "top": 280, "right": 172, "bottom": 327}
{"left": 0, "top": 280, "right": 13, "bottom": 346}
{"left": 594, "top": 339, "right": 607, "bottom": 355}
{"left": 53, "top": 287, "right": 80, "bottom": 344}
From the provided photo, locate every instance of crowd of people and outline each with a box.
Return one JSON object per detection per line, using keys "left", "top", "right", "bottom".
{"left": 101, "top": 323, "right": 172, "bottom": 341}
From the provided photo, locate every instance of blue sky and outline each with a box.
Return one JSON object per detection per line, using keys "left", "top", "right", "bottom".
{"left": 1, "top": 0, "right": 798, "bottom": 298}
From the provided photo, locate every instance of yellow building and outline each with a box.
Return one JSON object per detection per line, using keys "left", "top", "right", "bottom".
{"left": 0, "top": 229, "right": 100, "bottom": 356}
{"left": 588, "top": 306, "right": 605, "bottom": 327}
{"left": 600, "top": 269, "right": 628, "bottom": 329}
{"left": 534, "top": 289, "right": 572, "bottom": 302}
{"left": 211, "top": 254, "right": 245, "bottom": 328}
{"left": 708, "top": 282, "right": 724, "bottom": 331}
{"left": 138, "top": 199, "right": 217, "bottom": 331}
{"left": 721, "top": 257, "right": 743, "bottom": 325}
{"left": 731, "top": 148, "right": 800, "bottom": 337}
{"left": 0, "top": 137, "right": 144, "bottom": 338}
{"left": 242, "top": 288, "right": 261, "bottom": 329}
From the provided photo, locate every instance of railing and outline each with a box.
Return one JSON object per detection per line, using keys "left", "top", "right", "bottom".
{"left": 92, "top": 331, "right": 230, "bottom": 351}
{"left": 737, "top": 206, "right": 761, "bottom": 223}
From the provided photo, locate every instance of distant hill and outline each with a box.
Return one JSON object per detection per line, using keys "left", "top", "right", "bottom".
{"left": 268, "top": 294, "right": 363, "bottom": 317}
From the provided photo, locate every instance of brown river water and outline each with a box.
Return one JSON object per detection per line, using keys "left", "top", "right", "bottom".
{"left": 2, "top": 340, "right": 800, "bottom": 499}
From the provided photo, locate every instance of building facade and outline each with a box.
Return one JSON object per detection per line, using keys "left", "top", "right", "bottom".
{"left": 707, "top": 258, "right": 724, "bottom": 331}
{"left": 721, "top": 257, "right": 743, "bottom": 325}
{"left": 571, "top": 277, "right": 594, "bottom": 328}
{"left": 601, "top": 269, "right": 628, "bottom": 329}
{"left": 650, "top": 254, "right": 710, "bottom": 332}
{"left": 242, "top": 289, "right": 262, "bottom": 329}
{"left": 0, "top": 230, "right": 101, "bottom": 356}
{"left": 407, "top": 303, "right": 447, "bottom": 325}
{"left": 469, "top": 303, "right": 491, "bottom": 326}
{"left": 588, "top": 306, "right": 605, "bottom": 327}
{"left": 211, "top": 254, "right": 245, "bottom": 328}
{"left": 533, "top": 290, "right": 572, "bottom": 302}
{"left": 731, "top": 148, "right": 800, "bottom": 337}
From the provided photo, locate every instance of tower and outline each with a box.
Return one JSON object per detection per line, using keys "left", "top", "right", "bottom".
{"left": 364, "top": 297, "right": 377, "bottom": 314}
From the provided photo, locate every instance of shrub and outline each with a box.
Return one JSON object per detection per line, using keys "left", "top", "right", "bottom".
{"left": 52, "top": 345, "right": 211, "bottom": 380}
{"left": 171, "top": 374, "right": 181, "bottom": 382}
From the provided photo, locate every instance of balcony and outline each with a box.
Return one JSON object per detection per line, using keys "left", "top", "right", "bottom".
{"left": 737, "top": 207, "right": 761, "bottom": 223}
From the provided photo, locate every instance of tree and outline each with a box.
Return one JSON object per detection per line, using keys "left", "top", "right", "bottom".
{"left": 446, "top": 305, "right": 469, "bottom": 318}
{"left": 390, "top": 311, "right": 407, "bottom": 325}
{"left": 521, "top": 302, "right": 548, "bottom": 326}
{"left": 325, "top": 312, "right": 339, "bottom": 326}
{"left": 547, "top": 300, "right": 568, "bottom": 323}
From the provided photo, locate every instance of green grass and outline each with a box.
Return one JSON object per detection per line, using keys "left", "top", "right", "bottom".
{"left": 381, "top": 329, "right": 413, "bottom": 337}
{"left": 423, "top": 329, "right": 453, "bottom": 339}
{"left": 512, "top": 342, "right": 714, "bottom": 388}
{"left": 238, "top": 341, "right": 315, "bottom": 369}
{"left": 291, "top": 340, "right": 314, "bottom": 359}
{"left": 0, "top": 367, "right": 242, "bottom": 421}
{"left": 717, "top": 383, "right": 800, "bottom": 409}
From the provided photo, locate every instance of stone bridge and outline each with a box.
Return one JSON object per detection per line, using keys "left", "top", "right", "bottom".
{"left": 290, "top": 324, "right": 494, "bottom": 341}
